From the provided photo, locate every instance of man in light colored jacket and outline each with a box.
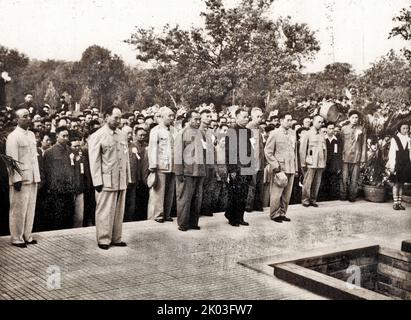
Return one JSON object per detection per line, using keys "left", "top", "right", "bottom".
{"left": 299, "top": 115, "right": 327, "bottom": 207}
{"left": 340, "top": 110, "right": 367, "bottom": 202}
{"left": 147, "top": 107, "right": 176, "bottom": 223}
{"left": 6, "top": 108, "right": 40, "bottom": 247}
{"left": 264, "top": 113, "right": 298, "bottom": 222}
{"left": 88, "top": 106, "right": 131, "bottom": 250}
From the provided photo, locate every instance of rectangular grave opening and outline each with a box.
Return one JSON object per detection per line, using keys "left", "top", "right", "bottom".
{"left": 270, "top": 245, "right": 411, "bottom": 300}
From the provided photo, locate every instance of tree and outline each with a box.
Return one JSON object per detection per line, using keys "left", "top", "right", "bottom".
{"left": 44, "top": 81, "right": 59, "bottom": 111}
{"left": 79, "top": 86, "right": 96, "bottom": 109}
{"left": 389, "top": 6, "right": 411, "bottom": 61}
{"left": 125, "top": 0, "right": 320, "bottom": 108}
{"left": 79, "top": 45, "right": 127, "bottom": 112}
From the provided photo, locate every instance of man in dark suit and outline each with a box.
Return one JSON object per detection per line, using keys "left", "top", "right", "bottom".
{"left": 320, "top": 122, "right": 343, "bottom": 200}
{"left": 174, "top": 110, "right": 206, "bottom": 231}
{"left": 124, "top": 127, "right": 139, "bottom": 222}
{"left": 134, "top": 127, "right": 149, "bottom": 221}
{"left": 42, "top": 126, "right": 75, "bottom": 230}
{"left": 224, "top": 108, "right": 254, "bottom": 227}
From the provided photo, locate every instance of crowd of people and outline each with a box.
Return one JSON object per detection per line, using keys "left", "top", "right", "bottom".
{"left": 0, "top": 92, "right": 410, "bottom": 250}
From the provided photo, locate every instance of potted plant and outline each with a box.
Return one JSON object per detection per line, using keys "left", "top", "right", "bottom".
{"left": 360, "top": 102, "right": 411, "bottom": 202}
{"left": 361, "top": 137, "right": 389, "bottom": 202}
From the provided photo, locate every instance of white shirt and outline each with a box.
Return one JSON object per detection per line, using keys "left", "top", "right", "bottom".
{"left": 387, "top": 133, "right": 411, "bottom": 171}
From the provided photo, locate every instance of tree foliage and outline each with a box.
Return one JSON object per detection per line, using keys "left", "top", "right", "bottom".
{"left": 125, "top": 0, "right": 320, "bottom": 108}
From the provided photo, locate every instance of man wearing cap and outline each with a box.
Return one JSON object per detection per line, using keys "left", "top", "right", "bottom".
{"left": 340, "top": 110, "right": 367, "bottom": 202}
{"left": 147, "top": 106, "right": 176, "bottom": 223}
{"left": 300, "top": 115, "right": 327, "bottom": 207}
{"left": 264, "top": 113, "right": 298, "bottom": 223}
{"left": 88, "top": 106, "right": 131, "bottom": 250}
{"left": 6, "top": 108, "right": 41, "bottom": 247}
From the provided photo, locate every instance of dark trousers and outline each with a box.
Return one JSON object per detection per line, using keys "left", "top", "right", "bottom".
{"left": 201, "top": 168, "right": 217, "bottom": 215}
{"left": 135, "top": 182, "right": 149, "bottom": 221}
{"left": 84, "top": 187, "right": 96, "bottom": 226}
{"left": 176, "top": 176, "right": 205, "bottom": 228}
{"left": 246, "top": 170, "right": 264, "bottom": 211}
{"left": 341, "top": 163, "right": 360, "bottom": 201}
{"left": 124, "top": 183, "right": 137, "bottom": 222}
{"left": 319, "top": 169, "right": 341, "bottom": 201}
{"left": 40, "top": 192, "right": 75, "bottom": 231}
{"left": 225, "top": 175, "right": 251, "bottom": 224}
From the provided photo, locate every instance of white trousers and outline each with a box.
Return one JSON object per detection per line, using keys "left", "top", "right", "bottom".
{"left": 9, "top": 183, "right": 37, "bottom": 244}
{"left": 95, "top": 190, "right": 126, "bottom": 245}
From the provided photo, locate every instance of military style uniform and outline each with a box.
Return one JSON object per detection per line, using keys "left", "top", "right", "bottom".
{"left": 88, "top": 124, "right": 131, "bottom": 246}
{"left": 299, "top": 127, "right": 327, "bottom": 206}
{"left": 264, "top": 127, "right": 298, "bottom": 219}
{"left": 6, "top": 126, "right": 40, "bottom": 244}
{"left": 340, "top": 124, "right": 367, "bottom": 201}
{"left": 147, "top": 124, "right": 175, "bottom": 221}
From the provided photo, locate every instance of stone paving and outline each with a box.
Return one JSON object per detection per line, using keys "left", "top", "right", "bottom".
{"left": 0, "top": 200, "right": 410, "bottom": 300}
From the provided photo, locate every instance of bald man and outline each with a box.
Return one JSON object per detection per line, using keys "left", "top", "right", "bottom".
{"left": 147, "top": 107, "right": 176, "bottom": 223}
{"left": 88, "top": 106, "right": 131, "bottom": 250}
{"left": 6, "top": 108, "right": 41, "bottom": 247}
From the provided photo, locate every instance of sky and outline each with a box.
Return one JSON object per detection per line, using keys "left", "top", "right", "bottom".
{"left": 0, "top": 0, "right": 410, "bottom": 73}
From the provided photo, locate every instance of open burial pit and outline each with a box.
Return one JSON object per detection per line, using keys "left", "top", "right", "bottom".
{"left": 271, "top": 245, "right": 411, "bottom": 300}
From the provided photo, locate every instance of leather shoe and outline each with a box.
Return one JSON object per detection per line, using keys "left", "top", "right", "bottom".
{"left": 202, "top": 213, "right": 213, "bottom": 217}
{"left": 281, "top": 216, "right": 291, "bottom": 222}
{"left": 111, "top": 242, "right": 127, "bottom": 247}
{"left": 190, "top": 226, "right": 201, "bottom": 230}
{"left": 393, "top": 203, "right": 402, "bottom": 211}
{"left": 98, "top": 244, "right": 110, "bottom": 250}
{"left": 155, "top": 219, "right": 165, "bottom": 223}
{"left": 302, "top": 203, "right": 310, "bottom": 207}
{"left": 178, "top": 226, "right": 188, "bottom": 232}
{"left": 272, "top": 217, "right": 283, "bottom": 223}
{"left": 310, "top": 203, "right": 319, "bottom": 208}
{"left": 165, "top": 217, "right": 173, "bottom": 222}
{"left": 25, "top": 240, "right": 38, "bottom": 245}
{"left": 12, "top": 243, "right": 27, "bottom": 248}
{"left": 229, "top": 221, "right": 240, "bottom": 227}
{"left": 399, "top": 204, "right": 406, "bottom": 210}
{"left": 239, "top": 221, "right": 249, "bottom": 226}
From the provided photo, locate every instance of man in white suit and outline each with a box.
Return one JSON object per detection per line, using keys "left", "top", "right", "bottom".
{"left": 6, "top": 108, "right": 40, "bottom": 247}
{"left": 147, "top": 107, "right": 176, "bottom": 223}
{"left": 88, "top": 106, "right": 131, "bottom": 250}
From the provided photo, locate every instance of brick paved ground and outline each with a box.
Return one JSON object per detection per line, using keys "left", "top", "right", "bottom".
{"left": 0, "top": 200, "right": 410, "bottom": 300}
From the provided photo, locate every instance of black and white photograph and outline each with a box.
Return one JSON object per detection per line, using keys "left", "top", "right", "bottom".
{"left": 0, "top": 0, "right": 410, "bottom": 308}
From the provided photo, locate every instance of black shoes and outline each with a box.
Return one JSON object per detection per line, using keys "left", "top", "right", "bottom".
{"left": 281, "top": 216, "right": 291, "bottom": 222}
{"left": 111, "top": 242, "right": 127, "bottom": 247}
{"left": 229, "top": 221, "right": 240, "bottom": 227}
{"left": 303, "top": 202, "right": 318, "bottom": 207}
{"left": 239, "top": 221, "right": 249, "bottom": 226}
{"left": 12, "top": 243, "right": 27, "bottom": 248}
{"left": 98, "top": 244, "right": 110, "bottom": 250}
{"left": 393, "top": 203, "right": 406, "bottom": 211}
{"left": 272, "top": 217, "right": 283, "bottom": 223}
{"left": 165, "top": 217, "right": 173, "bottom": 222}
{"left": 178, "top": 226, "right": 188, "bottom": 232}
{"left": 155, "top": 219, "right": 165, "bottom": 223}
{"left": 202, "top": 213, "right": 214, "bottom": 217}
{"left": 190, "top": 226, "right": 201, "bottom": 230}
{"left": 12, "top": 239, "right": 38, "bottom": 248}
